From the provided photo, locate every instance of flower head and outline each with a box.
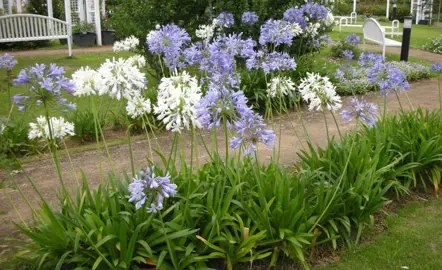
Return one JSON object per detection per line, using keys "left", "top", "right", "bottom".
{"left": 13, "top": 63, "right": 76, "bottom": 112}
{"left": 128, "top": 166, "right": 177, "bottom": 213}
{"left": 345, "top": 34, "right": 360, "bottom": 46}
{"left": 259, "top": 19, "right": 294, "bottom": 46}
{"left": 342, "top": 50, "right": 354, "bottom": 61}
{"left": 247, "top": 51, "right": 297, "bottom": 74}
{"left": 154, "top": 71, "right": 202, "bottom": 132}
{"left": 431, "top": 63, "right": 442, "bottom": 72}
{"left": 195, "top": 89, "right": 253, "bottom": 130}
{"left": 113, "top": 36, "right": 139, "bottom": 52}
{"left": 230, "top": 113, "right": 276, "bottom": 156}
{"left": 0, "top": 53, "right": 17, "bottom": 70}
{"left": 28, "top": 116, "right": 75, "bottom": 140}
{"left": 301, "top": 2, "right": 328, "bottom": 20}
{"left": 126, "top": 96, "right": 152, "bottom": 119}
{"left": 128, "top": 55, "right": 147, "bottom": 68}
{"left": 358, "top": 52, "right": 384, "bottom": 67}
{"left": 242, "top": 11, "right": 259, "bottom": 25}
{"left": 196, "top": 24, "right": 216, "bottom": 43}
{"left": 146, "top": 24, "right": 191, "bottom": 70}
{"left": 283, "top": 7, "right": 306, "bottom": 28}
{"left": 298, "top": 73, "right": 342, "bottom": 111}
{"left": 97, "top": 58, "right": 146, "bottom": 100}
{"left": 216, "top": 12, "right": 234, "bottom": 28}
{"left": 267, "top": 76, "right": 296, "bottom": 97}
{"left": 71, "top": 66, "right": 102, "bottom": 97}
{"left": 368, "top": 62, "right": 409, "bottom": 96}
{"left": 341, "top": 97, "right": 378, "bottom": 127}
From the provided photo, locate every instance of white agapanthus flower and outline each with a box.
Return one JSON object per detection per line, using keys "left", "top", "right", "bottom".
{"left": 324, "top": 12, "right": 335, "bottom": 27}
{"left": 154, "top": 71, "right": 202, "bottom": 132}
{"left": 28, "top": 116, "right": 75, "bottom": 140}
{"left": 113, "top": 35, "right": 140, "bottom": 52}
{"left": 97, "top": 58, "right": 146, "bottom": 100}
{"left": 298, "top": 73, "right": 342, "bottom": 112}
{"left": 146, "top": 29, "right": 158, "bottom": 43}
{"left": 128, "top": 55, "right": 146, "bottom": 68}
{"left": 289, "top": 23, "right": 303, "bottom": 37}
{"left": 196, "top": 24, "right": 215, "bottom": 42}
{"left": 303, "top": 23, "right": 320, "bottom": 38}
{"left": 72, "top": 66, "right": 102, "bottom": 97}
{"left": 0, "top": 123, "right": 5, "bottom": 135}
{"left": 267, "top": 76, "right": 296, "bottom": 98}
{"left": 126, "top": 96, "right": 152, "bottom": 119}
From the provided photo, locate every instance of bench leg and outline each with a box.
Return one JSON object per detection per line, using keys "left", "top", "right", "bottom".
{"left": 68, "top": 36, "right": 72, "bottom": 57}
{"left": 382, "top": 45, "right": 386, "bottom": 58}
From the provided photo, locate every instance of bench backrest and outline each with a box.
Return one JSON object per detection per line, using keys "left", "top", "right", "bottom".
{"left": 0, "top": 14, "right": 70, "bottom": 42}
{"left": 362, "top": 18, "right": 384, "bottom": 45}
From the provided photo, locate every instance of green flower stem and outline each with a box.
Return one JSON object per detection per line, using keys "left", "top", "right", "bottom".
{"left": 330, "top": 110, "right": 342, "bottom": 139}
{"left": 6, "top": 169, "right": 38, "bottom": 219}
{"left": 296, "top": 101, "right": 312, "bottom": 144}
{"left": 3, "top": 188, "right": 28, "bottom": 227}
{"left": 90, "top": 97, "right": 104, "bottom": 182}
{"left": 166, "top": 133, "right": 179, "bottom": 172}
{"left": 198, "top": 129, "right": 214, "bottom": 162}
{"left": 127, "top": 127, "right": 135, "bottom": 177}
{"left": 322, "top": 108, "right": 330, "bottom": 142}
{"left": 91, "top": 97, "right": 116, "bottom": 173}
{"left": 393, "top": 89, "right": 404, "bottom": 111}
{"left": 141, "top": 116, "right": 154, "bottom": 162}
{"left": 223, "top": 118, "right": 229, "bottom": 162}
{"left": 144, "top": 114, "right": 162, "bottom": 152}
{"left": 438, "top": 77, "right": 442, "bottom": 111}
{"left": 62, "top": 139, "right": 80, "bottom": 186}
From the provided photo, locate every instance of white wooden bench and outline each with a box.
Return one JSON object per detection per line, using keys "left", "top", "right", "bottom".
{"left": 0, "top": 14, "right": 72, "bottom": 56}
{"left": 362, "top": 18, "right": 401, "bottom": 57}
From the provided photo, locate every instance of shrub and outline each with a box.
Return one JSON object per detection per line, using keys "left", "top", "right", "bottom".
{"left": 422, "top": 35, "right": 442, "bottom": 54}
{"left": 330, "top": 34, "right": 361, "bottom": 60}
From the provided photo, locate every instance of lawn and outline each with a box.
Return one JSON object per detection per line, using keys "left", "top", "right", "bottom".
{"left": 330, "top": 23, "right": 442, "bottom": 49}
{"left": 317, "top": 199, "right": 442, "bottom": 269}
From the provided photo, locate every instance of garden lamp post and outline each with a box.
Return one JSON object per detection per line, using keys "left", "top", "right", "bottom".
{"left": 392, "top": 0, "right": 397, "bottom": 20}
{"left": 400, "top": 16, "right": 412, "bottom": 61}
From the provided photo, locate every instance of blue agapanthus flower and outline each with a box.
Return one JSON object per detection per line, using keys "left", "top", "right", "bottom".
{"left": 216, "top": 12, "right": 234, "bottom": 28}
{"left": 341, "top": 97, "right": 378, "bottom": 127}
{"left": 0, "top": 53, "right": 18, "bottom": 70}
{"left": 230, "top": 113, "right": 276, "bottom": 156}
{"left": 259, "top": 19, "right": 294, "bottom": 46}
{"left": 301, "top": 2, "right": 328, "bottom": 20}
{"left": 246, "top": 50, "right": 297, "bottom": 74}
{"left": 242, "top": 11, "right": 259, "bottom": 25}
{"left": 195, "top": 88, "right": 253, "bottom": 130}
{"left": 431, "top": 63, "right": 442, "bottom": 72}
{"left": 12, "top": 63, "right": 76, "bottom": 112}
{"left": 368, "top": 62, "right": 410, "bottom": 96}
{"left": 342, "top": 50, "right": 354, "bottom": 61}
{"left": 358, "top": 52, "right": 384, "bottom": 67}
{"left": 128, "top": 166, "right": 177, "bottom": 213}
{"left": 283, "top": 7, "right": 306, "bottom": 28}
{"left": 345, "top": 34, "right": 360, "bottom": 46}
{"left": 146, "top": 24, "right": 191, "bottom": 70}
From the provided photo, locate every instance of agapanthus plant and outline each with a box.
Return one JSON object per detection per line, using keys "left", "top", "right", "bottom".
{"left": 230, "top": 113, "right": 276, "bottom": 156}
{"left": 13, "top": 63, "right": 76, "bottom": 112}
{"left": 28, "top": 115, "right": 75, "bottom": 141}
{"left": 431, "top": 63, "right": 442, "bottom": 72}
{"left": 247, "top": 50, "right": 297, "bottom": 74}
{"left": 335, "top": 65, "right": 373, "bottom": 94}
{"left": 128, "top": 166, "right": 177, "bottom": 213}
{"left": 128, "top": 55, "right": 147, "bottom": 68}
{"left": 154, "top": 71, "right": 202, "bottom": 132}
{"left": 259, "top": 19, "right": 295, "bottom": 46}
{"left": 71, "top": 66, "right": 101, "bottom": 97}
{"left": 342, "top": 50, "right": 354, "bottom": 61}
{"left": 283, "top": 7, "right": 307, "bottom": 28}
{"left": 341, "top": 97, "right": 378, "bottom": 127}
{"left": 298, "top": 72, "right": 342, "bottom": 111}
{"left": 113, "top": 35, "right": 140, "bottom": 52}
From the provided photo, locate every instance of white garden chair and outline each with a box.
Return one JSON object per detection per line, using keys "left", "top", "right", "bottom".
{"left": 362, "top": 18, "right": 401, "bottom": 57}
{"left": 0, "top": 14, "right": 73, "bottom": 56}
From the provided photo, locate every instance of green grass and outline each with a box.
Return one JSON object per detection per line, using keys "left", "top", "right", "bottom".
{"left": 0, "top": 51, "right": 151, "bottom": 123}
{"left": 330, "top": 23, "right": 442, "bottom": 49}
{"left": 317, "top": 199, "right": 442, "bottom": 269}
